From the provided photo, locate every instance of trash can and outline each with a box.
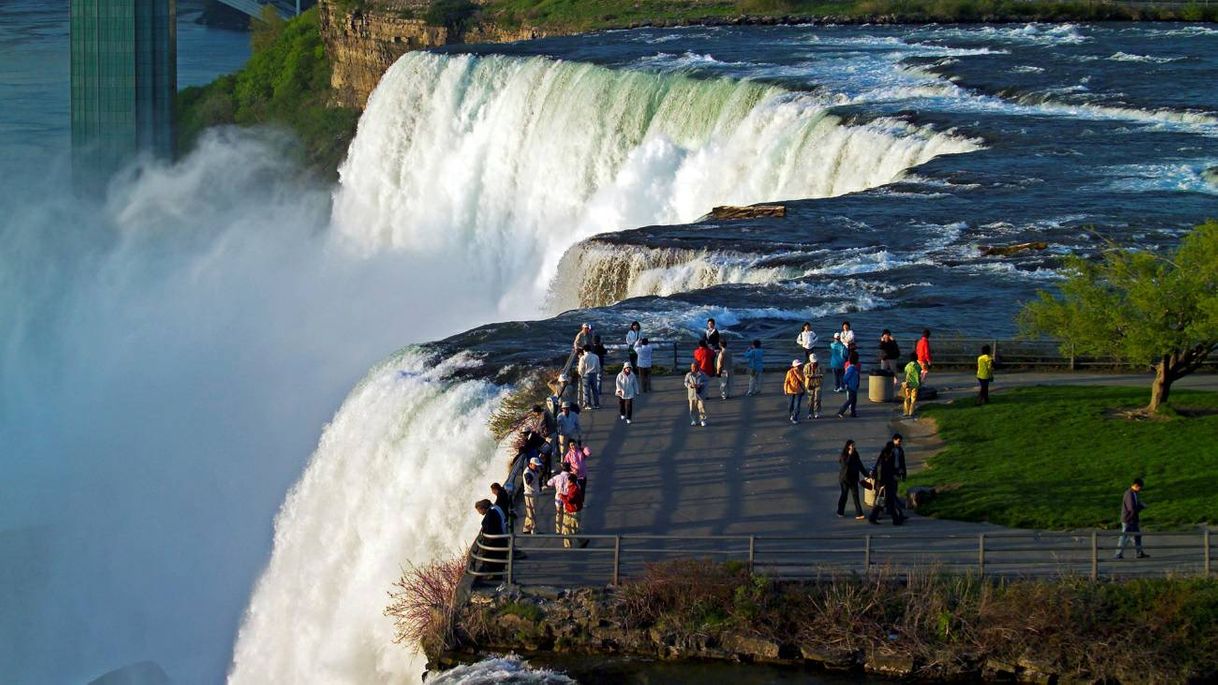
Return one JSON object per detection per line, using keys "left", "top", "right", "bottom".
{"left": 868, "top": 368, "right": 895, "bottom": 403}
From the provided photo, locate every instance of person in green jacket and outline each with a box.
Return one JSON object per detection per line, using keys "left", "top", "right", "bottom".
{"left": 977, "top": 344, "right": 995, "bottom": 405}
{"left": 902, "top": 353, "right": 922, "bottom": 418}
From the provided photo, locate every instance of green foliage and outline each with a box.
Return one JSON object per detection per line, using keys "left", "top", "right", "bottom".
{"left": 176, "top": 8, "right": 360, "bottom": 175}
{"left": 904, "top": 385, "right": 1218, "bottom": 529}
{"left": 250, "top": 5, "right": 287, "bottom": 53}
{"left": 425, "top": 0, "right": 480, "bottom": 34}
{"left": 498, "top": 600, "right": 545, "bottom": 622}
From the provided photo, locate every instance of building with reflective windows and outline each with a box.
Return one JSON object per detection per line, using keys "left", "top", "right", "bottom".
{"left": 71, "top": 0, "right": 176, "bottom": 180}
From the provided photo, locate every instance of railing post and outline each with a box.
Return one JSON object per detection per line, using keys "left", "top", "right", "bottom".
{"left": 992, "top": 339, "right": 998, "bottom": 365}
{"left": 1070, "top": 342, "right": 1076, "bottom": 371}
{"left": 978, "top": 533, "right": 986, "bottom": 575}
{"left": 613, "top": 535, "right": 621, "bottom": 585}
{"left": 748, "top": 536, "right": 756, "bottom": 574}
{"left": 672, "top": 342, "right": 678, "bottom": 370}
{"left": 863, "top": 534, "right": 872, "bottom": 572}
{"left": 1090, "top": 530, "right": 1099, "bottom": 580}
{"left": 1204, "top": 525, "right": 1211, "bottom": 578}
{"left": 507, "top": 534, "right": 515, "bottom": 586}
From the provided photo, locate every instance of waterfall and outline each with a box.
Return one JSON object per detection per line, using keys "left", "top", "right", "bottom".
{"left": 333, "top": 52, "right": 980, "bottom": 314}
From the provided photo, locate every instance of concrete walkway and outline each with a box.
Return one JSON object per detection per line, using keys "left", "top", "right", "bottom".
{"left": 508, "top": 370, "right": 1217, "bottom": 583}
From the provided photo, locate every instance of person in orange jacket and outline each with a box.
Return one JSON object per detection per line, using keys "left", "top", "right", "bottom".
{"left": 783, "top": 359, "right": 806, "bottom": 424}
{"left": 915, "top": 328, "right": 933, "bottom": 382}
{"left": 693, "top": 339, "right": 715, "bottom": 376}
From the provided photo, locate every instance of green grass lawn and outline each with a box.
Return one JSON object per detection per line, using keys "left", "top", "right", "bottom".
{"left": 905, "top": 385, "right": 1218, "bottom": 531}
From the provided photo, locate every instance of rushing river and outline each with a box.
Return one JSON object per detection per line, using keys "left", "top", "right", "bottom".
{"left": 1, "top": 8, "right": 1216, "bottom": 684}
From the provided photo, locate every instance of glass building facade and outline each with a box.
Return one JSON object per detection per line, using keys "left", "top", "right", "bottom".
{"left": 71, "top": 0, "right": 176, "bottom": 179}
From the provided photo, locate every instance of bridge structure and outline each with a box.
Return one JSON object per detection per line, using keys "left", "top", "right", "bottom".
{"left": 214, "top": 0, "right": 313, "bottom": 19}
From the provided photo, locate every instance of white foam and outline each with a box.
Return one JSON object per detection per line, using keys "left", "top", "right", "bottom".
{"left": 1108, "top": 51, "right": 1184, "bottom": 64}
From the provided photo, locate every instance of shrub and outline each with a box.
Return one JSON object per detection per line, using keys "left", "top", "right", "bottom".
{"left": 385, "top": 554, "right": 468, "bottom": 654}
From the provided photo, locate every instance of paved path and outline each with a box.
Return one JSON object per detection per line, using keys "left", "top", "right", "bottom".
{"left": 507, "top": 370, "right": 1217, "bottom": 584}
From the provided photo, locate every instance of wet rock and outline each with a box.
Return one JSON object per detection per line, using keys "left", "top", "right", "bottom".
{"left": 866, "top": 652, "right": 916, "bottom": 677}
{"left": 800, "top": 645, "right": 858, "bottom": 670}
{"left": 710, "top": 204, "right": 787, "bottom": 220}
{"left": 980, "top": 241, "right": 1049, "bottom": 257}
{"left": 720, "top": 632, "right": 782, "bottom": 660}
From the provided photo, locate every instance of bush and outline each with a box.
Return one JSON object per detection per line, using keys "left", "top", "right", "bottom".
{"left": 385, "top": 554, "right": 469, "bottom": 654}
{"left": 424, "top": 0, "right": 480, "bottom": 34}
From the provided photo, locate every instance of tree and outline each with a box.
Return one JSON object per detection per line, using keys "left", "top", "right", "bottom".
{"left": 1018, "top": 221, "right": 1218, "bottom": 414}
{"left": 251, "top": 5, "right": 286, "bottom": 54}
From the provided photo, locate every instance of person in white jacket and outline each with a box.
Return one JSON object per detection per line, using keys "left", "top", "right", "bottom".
{"left": 615, "top": 362, "right": 641, "bottom": 424}
{"left": 796, "top": 322, "right": 818, "bottom": 361}
{"left": 634, "top": 337, "right": 654, "bottom": 392}
{"left": 577, "top": 346, "right": 602, "bottom": 409}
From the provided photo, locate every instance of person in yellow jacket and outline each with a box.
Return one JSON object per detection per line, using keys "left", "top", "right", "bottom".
{"left": 902, "top": 353, "right": 922, "bottom": 418}
{"left": 784, "top": 359, "right": 806, "bottom": 424}
{"left": 977, "top": 344, "right": 995, "bottom": 405}
{"left": 802, "top": 354, "right": 824, "bottom": 419}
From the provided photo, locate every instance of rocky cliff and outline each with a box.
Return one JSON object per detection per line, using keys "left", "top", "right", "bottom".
{"left": 319, "top": 0, "right": 548, "bottom": 109}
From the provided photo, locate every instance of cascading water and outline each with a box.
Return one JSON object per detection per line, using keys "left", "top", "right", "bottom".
{"left": 333, "top": 52, "right": 980, "bottom": 313}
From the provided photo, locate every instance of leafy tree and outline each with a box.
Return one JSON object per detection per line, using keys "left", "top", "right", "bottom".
{"left": 1019, "top": 221, "right": 1218, "bottom": 414}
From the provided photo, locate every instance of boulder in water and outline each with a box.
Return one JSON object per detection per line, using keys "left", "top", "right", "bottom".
{"left": 1203, "top": 166, "right": 1218, "bottom": 188}
{"left": 88, "top": 661, "right": 171, "bottom": 685}
{"left": 710, "top": 204, "right": 786, "bottom": 220}
{"left": 979, "top": 241, "right": 1049, "bottom": 257}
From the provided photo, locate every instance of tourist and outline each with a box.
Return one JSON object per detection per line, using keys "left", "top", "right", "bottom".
{"left": 878, "top": 329, "right": 901, "bottom": 389}
{"left": 802, "top": 354, "right": 823, "bottom": 419}
{"left": 836, "top": 350, "right": 860, "bottom": 418}
{"left": 591, "top": 335, "right": 609, "bottom": 376}
{"left": 694, "top": 339, "right": 715, "bottom": 377}
{"left": 635, "top": 337, "right": 654, "bottom": 392}
{"left": 1114, "top": 478, "right": 1149, "bottom": 560}
{"left": 829, "top": 332, "right": 847, "bottom": 392}
{"left": 836, "top": 440, "right": 866, "bottom": 519}
{"left": 684, "top": 362, "right": 708, "bottom": 426}
{"left": 563, "top": 441, "right": 589, "bottom": 493}
{"left": 546, "top": 462, "right": 572, "bottom": 535}
{"left": 560, "top": 477, "right": 587, "bottom": 549}
{"left": 716, "top": 340, "right": 733, "bottom": 400}
{"left": 891, "top": 432, "right": 908, "bottom": 481}
{"left": 784, "top": 359, "right": 806, "bottom": 424}
{"left": 704, "top": 317, "right": 721, "bottom": 349}
{"left": 490, "top": 482, "right": 512, "bottom": 532}
{"left": 796, "top": 322, "right": 818, "bottom": 361}
{"left": 916, "top": 328, "right": 932, "bottom": 382}
{"left": 577, "top": 345, "right": 601, "bottom": 410}
{"left": 626, "top": 321, "right": 642, "bottom": 368}
{"left": 977, "top": 344, "right": 995, "bottom": 405}
{"left": 474, "top": 499, "right": 506, "bottom": 575}
{"left": 839, "top": 320, "right": 856, "bottom": 347}
{"left": 743, "top": 339, "right": 764, "bottom": 396}
{"left": 615, "top": 362, "right": 639, "bottom": 424}
{"left": 556, "top": 401, "right": 581, "bottom": 458}
{"left": 902, "top": 353, "right": 922, "bottom": 418}
{"left": 521, "top": 457, "right": 542, "bottom": 534}
{"left": 573, "top": 323, "right": 592, "bottom": 351}
{"left": 867, "top": 443, "right": 906, "bottom": 526}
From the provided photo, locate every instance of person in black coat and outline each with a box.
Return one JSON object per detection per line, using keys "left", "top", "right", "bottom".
{"left": 836, "top": 440, "right": 866, "bottom": 519}
{"left": 475, "top": 499, "right": 506, "bottom": 577}
{"left": 892, "top": 432, "right": 907, "bottom": 481}
{"left": 490, "top": 482, "right": 514, "bottom": 533}
{"left": 868, "top": 442, "right": 906, "bottom": 526}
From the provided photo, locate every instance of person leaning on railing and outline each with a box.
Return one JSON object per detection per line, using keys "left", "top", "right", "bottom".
{"left": 474, "top": 499, "right": 506, "bottom": 578}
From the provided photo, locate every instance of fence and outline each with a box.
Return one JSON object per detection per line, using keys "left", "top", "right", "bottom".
{"left": 468, "top": 527, "right": 1214, "bottom": 586}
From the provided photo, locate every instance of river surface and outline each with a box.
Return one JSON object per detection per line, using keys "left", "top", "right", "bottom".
{"left": 1, "top": 9, "right": 1216, "bottom": 685}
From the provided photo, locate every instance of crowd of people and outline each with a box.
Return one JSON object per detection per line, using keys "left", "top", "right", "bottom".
{"left": 472, "top": 319, "right": 1007, "bottom": 575}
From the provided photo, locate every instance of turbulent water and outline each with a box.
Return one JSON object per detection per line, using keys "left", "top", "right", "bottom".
{"left": 3, "top": 12, "right": 1218, "bottom": 685}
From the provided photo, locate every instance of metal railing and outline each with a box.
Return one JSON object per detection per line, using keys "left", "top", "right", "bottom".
{"left": 467, "top": 527, "right": 1214, "bottom": 585}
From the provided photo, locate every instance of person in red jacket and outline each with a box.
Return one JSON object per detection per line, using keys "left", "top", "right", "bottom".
{"left": 693, "top": 339, "right": 715, "bottom": 376}
{"left": 560, "top": 478, "right": 587, "bottom": 548}
{"left": 915, "top": 328, "right": 933, "bottom": 382}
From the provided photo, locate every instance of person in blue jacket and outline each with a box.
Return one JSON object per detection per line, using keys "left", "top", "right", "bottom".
{"left": 829, "top": 332, "right": 848, "bottom": 392}
{"left": 836, "top": 350, "right": 861, "bottom": 418}
{"left": 742, "top": 339, "right": 765, "bottom": 396}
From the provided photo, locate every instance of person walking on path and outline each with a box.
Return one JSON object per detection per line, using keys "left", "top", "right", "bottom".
{"left": 635, "top": 337, "right": 654, "bottom": 392}
{"left": 829, "top": 333, "right": 848, "bottom": 391}
{"left": 836, "top": 440, "right": 866, "bottom": 519}
{"left": 560, "top": 477, "right": 587, "bottom": 548}
{"left": 563, "top": 442, "right": 589, "bottom": 493}
{"left": 902, "top": 353, "right": 923, "bottom": 418}
{"left": 916, "top": 329, "right": 933, "bottom": 382}
{"left": 704, "top": 318, "right": 721, "bottom": 349}
{"left": 784, "top": 360, "right": 806, "bottom": 423}
{"left": 796, "top": 322, "right": 818, "bottom": 361}
{"left": 521, "top": 457, "right": 542, "bottom": 534}
{"left": 802, "top": 354, "right": 824, "bottom": 419}
{"left": 977, "top": 344, "right": 995, "bottom": 405}
{"left": 685, "top": 362, "right": 709, "bottom": 426}
{"left": 546, "top": 462, "right": 572, "bottom": 534}
{"left": 1115, "top": 478, "right": 1149, "bottom": 559}
{"left": 892, "top": 432, "right": 908, "bottom": 481}
{"left": 615, "top": 362, "right": 640, "bottom": 423}
{"left": 868, "top": 443, "right": 906, "bottom": 526}
{"left": 839, "top": 320, "right": 856, "bottom": 347}
{"left": 716, "top": 340, "right": 733, "bottom": 399}
{"left": 743, "top": 339, "right": 765, "bottom": 396}
{"left": 578, "top": 346, "right": 601, "bottom": 410}
{"left": 879, "top": 330, "right": 902, "bottom": 389}
{"left": 694, "top": 339, "right": 715, "bottom": 377}
{"left": 474, "top": 499, "right": 506, "bottom": 576}
{"left": 836, "top": 351, "right": 860, "bottom": 418}
{"left": 626, "top": 321, "right": 642, "bottom": 368}
{"left": 556, "top": 401, "right": 581, "bottom": 458}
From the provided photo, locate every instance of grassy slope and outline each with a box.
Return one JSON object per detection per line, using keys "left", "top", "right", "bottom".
{"left": 176, "top": 8, "right": 360, "bottom": 175}
{"left": 905, "top": 385, "right": 1218, "bottom": 530}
